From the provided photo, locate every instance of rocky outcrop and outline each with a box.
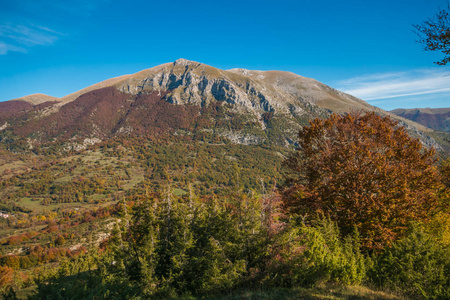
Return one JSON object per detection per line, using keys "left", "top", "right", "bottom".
{"left": 2, "top": 59, "right": 447, "bottom": 150}
{"left": 116, "top": 59, "right": 284, "bottom": 117}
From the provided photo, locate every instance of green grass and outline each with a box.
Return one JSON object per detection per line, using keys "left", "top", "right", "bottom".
{"left": 172, "top": 285, "right": 404, "bottom": 300}
{"left": 9, "top": 284, "right": 406, "bottom": 300}
{"left": 0, "top": 160, "right": 27, "bottom": 174}
{"left": 173, "top": 188, "right": 188, "bottom": 196}
{"left": 52, "top": 175, "right": 72, "bottom": 183}
{"left": 19, "top": 197, "right": 57, "bottom": 212}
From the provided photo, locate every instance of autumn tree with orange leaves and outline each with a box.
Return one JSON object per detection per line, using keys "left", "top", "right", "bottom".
{"left": 282, "top": 112, "right": 442, "bottom": 250}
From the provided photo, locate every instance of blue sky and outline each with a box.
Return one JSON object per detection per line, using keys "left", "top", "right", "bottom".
{"left": 0, "top": 0, "right": 449, "bottom": 110}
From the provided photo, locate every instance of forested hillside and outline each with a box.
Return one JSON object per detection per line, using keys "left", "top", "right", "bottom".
{"left": 0, "top": 60, "right": 449, "bottom": 299}
{"left": 0, "top": 111, "right": 448, "bottom": 300}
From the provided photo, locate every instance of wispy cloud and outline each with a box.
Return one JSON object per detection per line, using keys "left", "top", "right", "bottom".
{"left": 0, "top": 0, "right": 108, "bottom": 55}
{"left": 0, "top": 41, "right": 26, "bottom": 55}
{"left": 0, "top": 23, "right": 63, "bottom": 54}
{"left": 335, "top": 69, "right": 450, "bottom": 101}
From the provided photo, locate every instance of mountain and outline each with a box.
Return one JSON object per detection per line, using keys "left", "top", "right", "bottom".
{"left": 0, "top": 59, "right": 443, "bottom": 151}
{"left": 390, "top": 107, "right": 450, "bottom": 133}
{"left": 2, "top": 60, "right": 449, "bottom": 300}
{"left": 11, "top": 93, "right": 59, "bottom": 105}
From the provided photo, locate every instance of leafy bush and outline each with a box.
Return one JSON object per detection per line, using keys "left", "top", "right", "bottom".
{"left": 370, "top": 225, "right": 450, "bottom": 299}
{"left": 268, "top": 217, "right": 368, "bottom": 287}
{"left": 30, "top": 253, "right": 139, "bottom": 300}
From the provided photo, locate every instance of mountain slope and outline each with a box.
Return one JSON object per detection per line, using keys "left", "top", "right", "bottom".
{"left": 1, "top": 60, "right": 448, "bottom": 300}
{"left": 391, "top": 107, "right": 450, "bottom": 133}
{"left": 12, "top": 93, "right": 59, "bottom": 105}
{"left": 0, "top": 59, "right": 443, "bottom": 151}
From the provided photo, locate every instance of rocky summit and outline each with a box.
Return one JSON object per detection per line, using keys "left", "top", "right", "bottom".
{"left": 0, "top": 59, "right": 446, "bottom": 150}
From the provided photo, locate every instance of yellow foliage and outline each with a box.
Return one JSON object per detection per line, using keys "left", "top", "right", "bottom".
{"left": 425, "top": 212, "right": 450, "bottom": 246}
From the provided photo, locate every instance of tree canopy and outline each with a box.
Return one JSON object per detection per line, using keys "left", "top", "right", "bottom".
{"left": 414, "top": 4, "right": 450, "bottom": 65}
{"left": 282, "top": 112, "right": 442, "bottom": 249}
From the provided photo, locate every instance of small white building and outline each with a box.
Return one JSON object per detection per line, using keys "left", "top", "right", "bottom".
{"left": 0, "top": 211, "right": 10, "bottom": 218}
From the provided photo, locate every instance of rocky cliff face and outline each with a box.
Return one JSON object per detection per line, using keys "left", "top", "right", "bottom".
{"left": 114, "top": 59, "right": 376, "bottom": 118}
{"left": 116, "top": 59, "right": 311, "bottom": 120}
{"left": 0, "top": 59, "right": 446, "bottom": 151}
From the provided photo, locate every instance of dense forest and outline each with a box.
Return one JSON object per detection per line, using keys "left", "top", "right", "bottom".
{"left": 0, "top": 112, "right": 449, "bottom": 299}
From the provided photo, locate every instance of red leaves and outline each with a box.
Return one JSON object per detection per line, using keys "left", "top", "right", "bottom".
{"left": 283, "top": 112, "right": 442, "bottom": 249}
{"left": 0, "top": 265, "right": 14, "bottom": 287}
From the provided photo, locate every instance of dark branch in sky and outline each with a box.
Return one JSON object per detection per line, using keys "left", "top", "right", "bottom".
{"left": 414, "top": 3, "right": 450, "bottom": 65}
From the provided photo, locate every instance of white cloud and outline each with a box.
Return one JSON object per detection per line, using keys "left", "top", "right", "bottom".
{"left": 0, "top": 41, "right": 26, "bottom": 55}
{"left": 0, "top": 23, "right": 62, "bottom": 53}
{"left": 335, "top": 69, "right": 450, "bottom": 101}
{"left": 0, "top": 0, "right": 109, "bottom": 55}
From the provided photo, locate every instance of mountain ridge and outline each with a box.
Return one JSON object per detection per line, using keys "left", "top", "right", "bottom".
{"left": 1, "top": 59, "right": 445, "bottom": 151}
{"left": 391, "top": 107, "right": 450, "bottom": 133}
{"left": 6, "top": 59, "right": 376, "bottom": 113}
{"left": 11, "top": 93, "right": 60, "bottom": 105}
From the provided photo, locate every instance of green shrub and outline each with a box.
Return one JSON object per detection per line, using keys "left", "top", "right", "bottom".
{"left": 30, "top": 253, "right": 140, "bottom": 300}
{"left": 370, "top": 225, "right": 450, "bottom": 299}
{"left": 271, "top": 217, "right": 368, "bottom": 287}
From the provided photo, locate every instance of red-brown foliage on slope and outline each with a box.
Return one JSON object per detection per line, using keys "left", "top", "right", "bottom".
{"left": 8, "top": 87, "right": 203, "bottom": 141}
{"left": 0, "top": 101, "right": 33, "bottom": 122}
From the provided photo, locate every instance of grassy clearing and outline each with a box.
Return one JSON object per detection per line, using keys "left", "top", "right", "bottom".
{"left": 0, "top": 148, "right": 146, "bottom": 216}
{"left": 173, "top": 188, "right": 188, "bottom": 196}
{"left": 173, "top": 285, "right": 405, "bottom": 300}
{"left": 0, "top": 160, "right": 27, "bottom": 174}
{"left": 121, "top": 166, "right": 145, "bottom": 190}
{"left": 19, "top": 197, "right": 57, "bottom": 212}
